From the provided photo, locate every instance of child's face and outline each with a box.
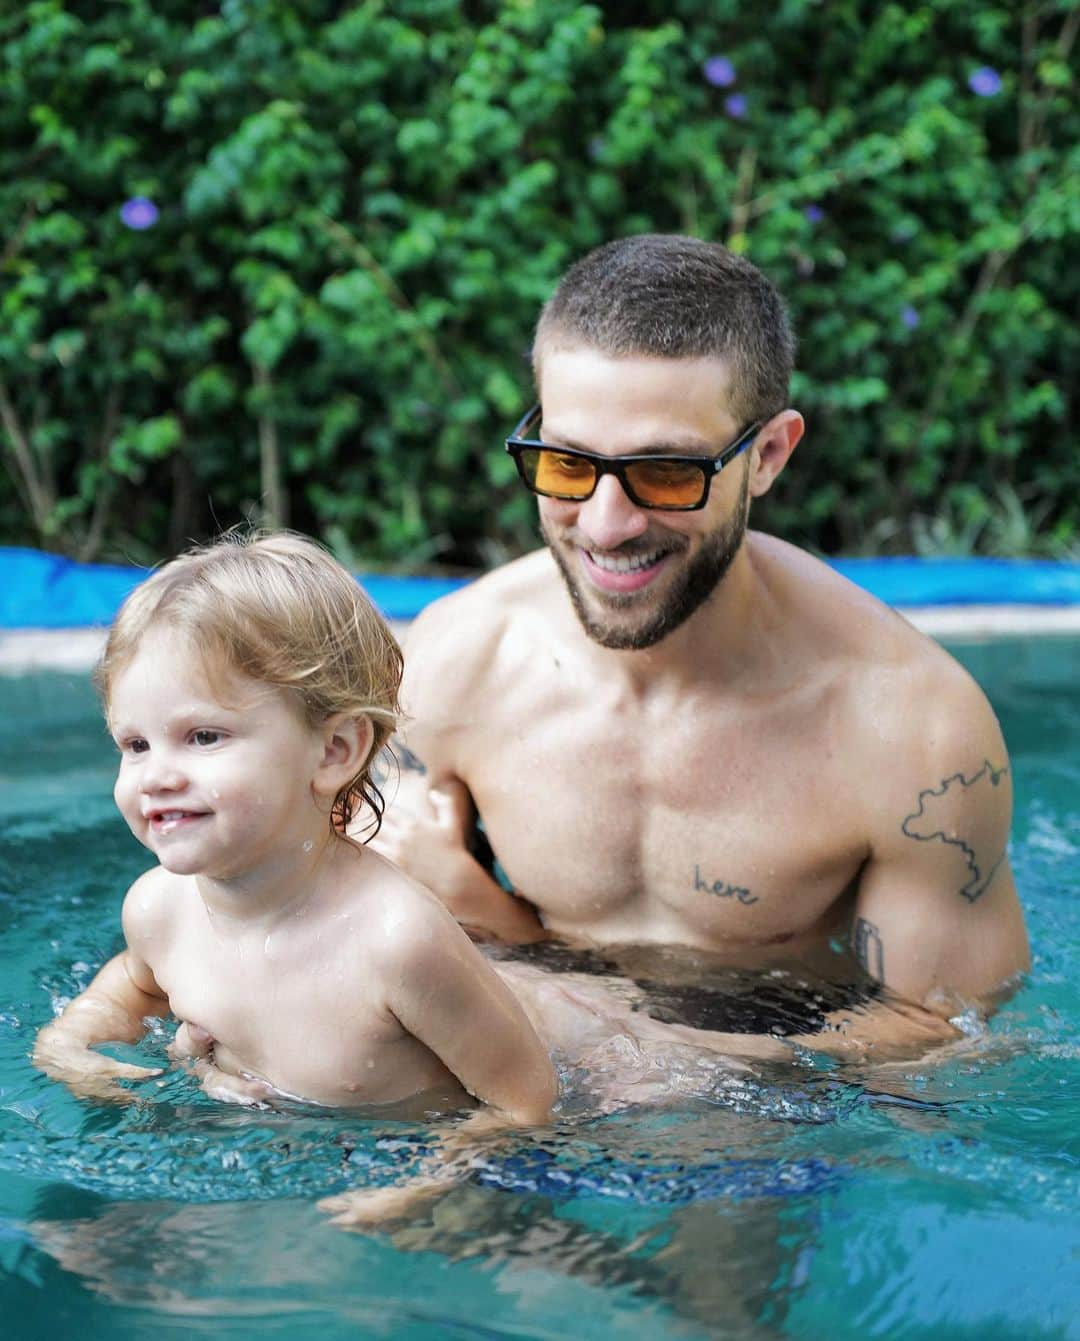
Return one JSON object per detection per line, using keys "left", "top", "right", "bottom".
{"left": 108, "top": 625, "right": 328, "bottom": 880}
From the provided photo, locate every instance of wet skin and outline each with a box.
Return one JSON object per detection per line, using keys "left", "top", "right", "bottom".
{"left": 373, "top": 348, "right": 1029, "bottom": 1048}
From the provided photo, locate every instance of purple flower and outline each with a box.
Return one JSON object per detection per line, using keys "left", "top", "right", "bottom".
{"left": 901, "top": 305, "right": 920, "bottom": 330}
{"left": 724, "top": 94, "right": 748, "bottom": 120}
{"left": 703, "top": 56, "right": 736, "bottom": 88}
{"left": 968, "top": 66, "right": 1002, "bottom": 97}
{"left": 803, "top": 204, "right": 825, "bottom": 224}
{"left": 120, "top": 196, "right": 159, "bottom": 230}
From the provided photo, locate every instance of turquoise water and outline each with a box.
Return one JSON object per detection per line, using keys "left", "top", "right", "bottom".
{"left": 0, "top": 638, "right": 1077, "bottom": 1340}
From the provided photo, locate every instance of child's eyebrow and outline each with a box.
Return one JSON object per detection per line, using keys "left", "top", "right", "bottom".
{"left": 108, "top": 702, "right": 241, "bottom": 735}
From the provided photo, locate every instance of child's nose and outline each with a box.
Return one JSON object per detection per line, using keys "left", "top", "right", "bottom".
{"left": 138, "top": 753, "right": 186, "bottom": 793}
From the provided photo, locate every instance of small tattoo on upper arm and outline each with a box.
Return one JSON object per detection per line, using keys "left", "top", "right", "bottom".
{"left": 394, "top": 741, "right": 427, "bottom": 775}
{"left": 854, "top": 917, "right": 884, "bottom": 981}
{"left": 693, "top": 865, "right": 758, "bottom": 905}
{"left": 900, "top": 759, "right": 1009, "bottom": 903}
{"left": 369, "top": 747, "right": 392, "bottom": 786}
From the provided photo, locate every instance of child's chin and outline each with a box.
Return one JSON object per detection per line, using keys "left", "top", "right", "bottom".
{"left": 155, "top": 852, "right": 208, "bottom": 877}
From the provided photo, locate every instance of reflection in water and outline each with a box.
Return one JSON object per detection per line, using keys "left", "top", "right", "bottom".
{"left": 29, "top": 1177, "right": 816, "bottom": 1339}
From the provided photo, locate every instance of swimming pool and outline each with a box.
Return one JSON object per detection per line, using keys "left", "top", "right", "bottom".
{"left": 1, "top": 637, "right": 1077, "bottom": 1340}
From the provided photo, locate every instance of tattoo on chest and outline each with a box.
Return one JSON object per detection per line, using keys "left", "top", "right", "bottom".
{"left": 854, "top": 917, "right": 884, "bottom": 981}
{"left": 693, "top": 865, "right": 759, "bottom": 905}
{"left": 901, "top": 759, "right": 1008, "bottom": 903}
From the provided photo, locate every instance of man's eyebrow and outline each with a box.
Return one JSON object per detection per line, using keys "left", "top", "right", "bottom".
{"left": 540, "top": 429, "right": 714, "bottom": 457}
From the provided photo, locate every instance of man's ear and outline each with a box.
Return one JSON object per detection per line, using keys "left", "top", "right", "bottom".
{"left": 312, "top": 714, "right": 375, "bottom": 801}
{"left": 748, "top": 410, "right": 804, "bottom": 498}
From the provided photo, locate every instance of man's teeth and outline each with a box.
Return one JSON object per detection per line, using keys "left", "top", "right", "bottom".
{"left": 587, "top": 550, "right": 664, "bottom": 573}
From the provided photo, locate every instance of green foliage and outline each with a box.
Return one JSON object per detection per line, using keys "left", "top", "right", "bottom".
{"left": 1, "top": 0, "right": 1077, "bottom": 566}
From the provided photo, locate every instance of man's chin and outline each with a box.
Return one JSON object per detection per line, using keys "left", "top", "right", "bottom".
{"left": 543, "top": 511, "right": 748, "bottom": 652}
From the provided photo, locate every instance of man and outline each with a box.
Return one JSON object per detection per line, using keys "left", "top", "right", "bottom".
{"left": 373, "top": 234, "right": 1028, "bottom": 1058}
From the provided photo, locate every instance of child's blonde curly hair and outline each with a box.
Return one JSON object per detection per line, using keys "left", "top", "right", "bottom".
{"left": 95, "top": 531, "right": 403, "bottom": 837}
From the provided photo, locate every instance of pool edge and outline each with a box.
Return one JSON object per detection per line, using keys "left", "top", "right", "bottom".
{"left": 2, "top": 607, "right": 1079, "bottom": 672}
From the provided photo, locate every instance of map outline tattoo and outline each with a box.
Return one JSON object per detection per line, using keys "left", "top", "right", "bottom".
{"left": 901, "top": 759, "right": 1008, "bottom": 903}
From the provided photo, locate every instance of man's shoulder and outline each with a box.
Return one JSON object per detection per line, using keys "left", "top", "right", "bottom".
{"left": 751, "top": 532, "right": 995, "bottom": 743}
{"left": 411, "top": 549, "right": 555, "bottom": 630}
{"left": 402, "top": 550, "right": 560, "bottom": 695}
{"left": 752, "top": 533, "right": 961, "bottom": 674}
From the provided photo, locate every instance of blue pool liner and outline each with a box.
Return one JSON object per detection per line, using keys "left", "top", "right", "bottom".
{"left": 345, "top": 1137, "right": 844, "bottom": 1205}
{"left": 2, "top": 546, "right": 1079, "bottom": 629}
{"left": 467, "top": 1149, "right": 844, "bottom": 1204}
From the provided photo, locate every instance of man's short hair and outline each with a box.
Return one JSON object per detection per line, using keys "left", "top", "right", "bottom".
{"left": 533, "top": 234, "right": 796, "bottom": 424}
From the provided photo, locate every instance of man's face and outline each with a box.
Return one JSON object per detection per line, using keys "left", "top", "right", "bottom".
{"left": 535, "top": 346, "right": 753, "bottom": 650}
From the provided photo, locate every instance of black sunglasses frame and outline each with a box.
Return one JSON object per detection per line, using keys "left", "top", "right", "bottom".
{"left": 505, "top": 405, "right": 761, "bottom": 512}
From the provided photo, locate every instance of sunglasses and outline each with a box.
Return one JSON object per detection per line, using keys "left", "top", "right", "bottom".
{"left": 505, "top": 405, "right": 761, "bottom": 512}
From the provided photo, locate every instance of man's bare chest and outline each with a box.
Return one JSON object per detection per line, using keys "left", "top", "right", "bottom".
{"left": 466, "top": 697, "right": 868, "bottom": 949}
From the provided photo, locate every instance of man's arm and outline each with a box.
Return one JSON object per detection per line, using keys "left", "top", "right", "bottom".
{"left": 369, "top": 738, "right": 545, "bottom": 942}
{"left": 796, "top": 675, "right": 1028, "bottom": 1062}
{"left": 366, "top": 591, "right": 547, "bottom": 942}
{"left": 838, "top": 752, "right": 1028, "bottom": 1052}
{"left": 673, "top": 675, "right": 1029, "bottom": 1068}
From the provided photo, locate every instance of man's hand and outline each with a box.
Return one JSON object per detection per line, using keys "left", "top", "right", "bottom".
{"left": 169, "top": 1021, "right": 276, "bottom": 1107}
{"left": 371, "top": 777, "right": 477, "bottom": 898}
{"left": 318, "top": 1108, "right": 510, "bottom": 1231}
{"left": 371, "top": 763, "right": 546, "bottom": 944}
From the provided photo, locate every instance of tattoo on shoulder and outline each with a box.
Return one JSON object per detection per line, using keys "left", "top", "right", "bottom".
{"left": 393, "top": 740, "right": 427, "bottom": 775}
{"left": 900, "top": 759, "right": 1008, "bottom": 903}
{"left": 692, "top": 865, "right": 759, "bottom": 906}
{"left": 854, "top": 917, "right": 884, "bottom": 981}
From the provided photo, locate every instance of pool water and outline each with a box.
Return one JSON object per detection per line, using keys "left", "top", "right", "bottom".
{"left": 1, "top": 638, "right": 1078, "bottom": 1340}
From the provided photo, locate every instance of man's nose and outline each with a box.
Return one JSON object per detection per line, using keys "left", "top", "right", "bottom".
{"left": 574, "top": 472, "right": 649, "bottom": 550}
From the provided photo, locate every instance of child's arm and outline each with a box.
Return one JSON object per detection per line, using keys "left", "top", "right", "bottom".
{"left": 33, "top": 951, "right": 170, "bottom": 1099}
{"left": 385, "top": 900, "right": 558, "bottom": 1127}
{"left": 320, "top": 897, "right": 556, "bottom": 1229}
{"left": 33, "top": 874, "right": 172, "bottom": 1101}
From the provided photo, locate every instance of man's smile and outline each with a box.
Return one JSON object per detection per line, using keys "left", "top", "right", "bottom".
{"left": 579, "top": 545, "right": 672, "bottom": 593}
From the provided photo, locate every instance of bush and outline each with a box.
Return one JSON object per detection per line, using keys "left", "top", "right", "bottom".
{"left": 1, "top": 0, "right": 1077, "bottom": 567}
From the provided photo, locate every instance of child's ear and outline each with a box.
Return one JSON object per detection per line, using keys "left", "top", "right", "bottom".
{"left": 312, "top": 714, "right": 375, "bottom": 800}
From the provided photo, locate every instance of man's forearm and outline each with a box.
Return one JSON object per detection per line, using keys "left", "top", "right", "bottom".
{"left": 665, "top": 998, "right": 962, "bottom": 1068}
{"left": 445, "top": 852, "right": 548, "bottom": 945}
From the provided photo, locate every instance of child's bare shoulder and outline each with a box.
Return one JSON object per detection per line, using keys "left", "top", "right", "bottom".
{"left": 121, "top": 866, "right": 191, "bottom": 942}
{"left": 353, "top": 849, "right": 467, "bottom": 968}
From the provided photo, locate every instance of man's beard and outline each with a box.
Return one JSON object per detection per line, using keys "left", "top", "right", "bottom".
{"left": 543, "top": 465, "right": 751, "bottom": 651}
